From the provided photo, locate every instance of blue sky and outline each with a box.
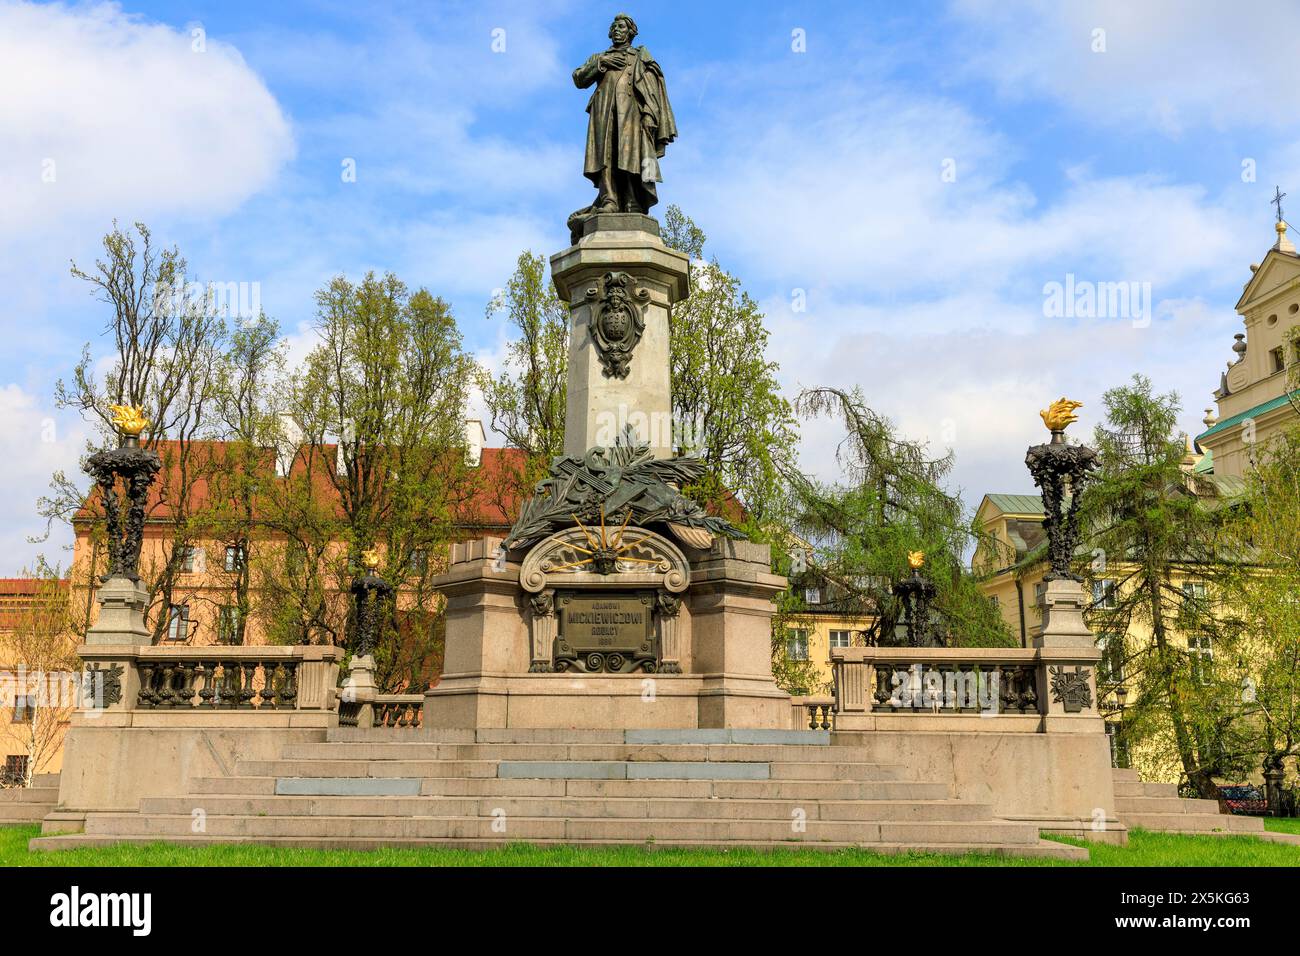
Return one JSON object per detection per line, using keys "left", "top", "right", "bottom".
{"left": 3, "top": 0, "right": 1298, "bottom": 572}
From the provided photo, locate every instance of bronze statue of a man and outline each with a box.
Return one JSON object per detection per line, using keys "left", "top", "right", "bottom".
{"left": 573, "top": 13, "right": 677, "bottom": 215}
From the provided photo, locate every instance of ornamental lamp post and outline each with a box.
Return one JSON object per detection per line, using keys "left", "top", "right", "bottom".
{"left": 893, "top": 550, "right": 942, "bottom": 648}
{"left": 83, "top": 405, "right": 161, "bottom": 646}
{"left": 1024, "top": 398, "right": 1098, "bottom": 583}
{"left": 342, "top": 547, "right": 391, "bottom": 728}
{"left": 1025, "top": 398, "right": 1102, "bottom": 655}
{"left": 350, "top": 547, "right": 393, "bottom": 658}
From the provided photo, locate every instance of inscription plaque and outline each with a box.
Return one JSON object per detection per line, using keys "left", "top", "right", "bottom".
{"left": 554, "top": 591, "right": 657, "bottom": 674}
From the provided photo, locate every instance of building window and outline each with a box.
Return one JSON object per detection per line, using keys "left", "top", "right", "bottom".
{"left": 1034, "top": 582, "right": 1047, "bottom": 607}
{"left": 218, "top": 606, "right": 243, "bottom": 645}
{"left": 785, "top": 629, "right": 809, "bottom": 662}
{"left": 1188, "top": 634, "right": 1214, "bottom": 684}
{"left": 1271, "top": 346, "right": 1286, "bottom": 374}
{"left": 1105, "top": 721, "right": 1130, "bottom": 769}
{"left": 804, "top": 587, "right": 821, "bottom": 605}
{"left": 1098, "top": 632, "right": 1125, "bottom": 684}
{"left": 409, "top": 549, "right": 428, "bottom": 575}
{"left": 10, "top": 696, "right": 34, "bottom": 724}
{"left": 179, "top": 546, "right": 200, "bottom": 573}
{"left": 224, "top": 544, "right": 245, "bottom": 572}
{"left": 166, "top": 604, "right": 190, "bottom": 642}
{"left": 829, "top": 629, "right": 852, "bottom": 649}
{"left": 1092, "top": 579, "right": 1117, "bottom": 609}
{"left": 989, "top": 595, "right": 1000, "bottom": 610}
{"left": 2, "top": 755, "right": 28, "bottom": 786}
{"left": 1182, "top": 581, "right": 1208, "bottom": 604}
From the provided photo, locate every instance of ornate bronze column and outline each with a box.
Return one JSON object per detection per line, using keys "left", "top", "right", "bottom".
{"left": 84, "top": 406, "right": 161, "bottom": 581}
{"left": 893, "top": 550, "right": 940, "bottom": 648}
{"left": 350, "top": 548, "right": 393, "bottom": 657}
{"left": 1025, "top": 398, "right": 1098, "bottom": 582}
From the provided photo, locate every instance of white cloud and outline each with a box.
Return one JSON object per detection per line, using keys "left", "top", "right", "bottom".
{"left": 0, "top": 384, "right": 88, "bottom": 572}
{"left": 0, "top": 1, "right": 294, "bottom": 236}
{"left": 679, "top": 89, "right": 1248, "bottom": 299}
{"left": 948, "top": 0, "right": 1300, "bottom": 134}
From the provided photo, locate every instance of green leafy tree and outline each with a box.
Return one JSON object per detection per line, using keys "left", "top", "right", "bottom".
{"left": 1081, "top": 374, "right": 1246, "bottom": 798}
{"left": 204, "top": 315, "right": 288, "bottom": 644}
{"left": 270, "top": 272, "right": 474, "bottom": 690}
{"left": 477, "top": 251, "right": 568, "bottom": 464}
{"left": 660, "top": 206, "right": 799, "bottom": 530}
{"left": 1221, "top": 426, "right": 1300, "bottom": 793}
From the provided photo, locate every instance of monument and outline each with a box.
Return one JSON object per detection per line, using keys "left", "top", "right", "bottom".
{"left": 82, "top": 405, "right": 160, "bottom": 647}
{"left": 423, "top": 14, "right": 793, "bottom": 729}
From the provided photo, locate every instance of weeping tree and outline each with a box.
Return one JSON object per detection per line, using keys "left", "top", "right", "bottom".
{"left": 1080, "top": 374, "right": 1249, "bottom": 798}
{"left": 780, "top": 386, "right": 1011, "bottom": 658}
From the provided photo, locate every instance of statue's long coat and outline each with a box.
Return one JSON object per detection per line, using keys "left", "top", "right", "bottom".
{"left": 573, "top": 45, "right": 677, "bottom": 202}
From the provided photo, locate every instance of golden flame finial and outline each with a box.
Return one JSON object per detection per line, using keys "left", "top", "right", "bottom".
{"left": 108, "top": 405, "right": 149, "bottom": 437}
{"left": 1039, "top": 397, "right": 1083, "bottom": 433}
{"left": 907, "top": 550, "right": 925, "bottom": 570}
{"left": 360, "top": 547, "right": 381, "bottom": 572}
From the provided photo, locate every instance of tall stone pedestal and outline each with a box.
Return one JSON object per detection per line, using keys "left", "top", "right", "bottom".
{"left": 1035, "top": 578, "right": 1104, "bottom": 734}
{"left": 84, "top": 574, "right": 152, "bottom": 646}
{"left": 551, "top": 214, "right": 690, "bottom": 459}
{"left": 423, "top": 534, "right": 792, "bottom": 730}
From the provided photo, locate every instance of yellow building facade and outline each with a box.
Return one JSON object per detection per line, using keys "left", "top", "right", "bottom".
{"left": 1195, "top": 220, "right": 1300, "bottom": 477}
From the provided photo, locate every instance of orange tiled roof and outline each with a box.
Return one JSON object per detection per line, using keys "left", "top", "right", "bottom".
{"left": 73, "top": 440, "right": 530, "bottom": 532}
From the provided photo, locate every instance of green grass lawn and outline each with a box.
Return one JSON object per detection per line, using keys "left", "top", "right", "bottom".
{"left": 1264, "top": 817, "right": 1300, "bottom": 835}
{"left": 2, "top": 824, "right": 1297, "bottom": 867}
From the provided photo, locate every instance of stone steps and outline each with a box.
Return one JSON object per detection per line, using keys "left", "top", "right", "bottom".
{"left": 0, "top": 802, "right": 56, "bottom": 822}
{"left": 235, "top": 757, "right": 908, "bottom": 781}
{"left": 27, "top": 735, "right": 1080, "bottom": 859}
{"left": 281, "top": 742, "right": 874, "bottom": 762}
{"left": 1114, "top": 796, "right": 1221, "bottom": 815}
{"left": 140, "top": 794, "right": 997, "bottom": 822}
{"left": 79, "top": 811, "right": 1045, "bottom": 845}
{"left": 1121, "top": 812, "right": 1264, "bottom": 834}
{"left": 189, "top": 774, "right": 954, "bottom": 801}
{"left": 0, "top": 786, "right": 59, "bottom": 804}
{"left": 28, "top": 832, "right": 1088, "bottom": 859}
{"left": 1111, "top": 769, "right": 1300, "bottom": 844}
{"left": 0, "top": 783, "right": 59, "bottom": 823}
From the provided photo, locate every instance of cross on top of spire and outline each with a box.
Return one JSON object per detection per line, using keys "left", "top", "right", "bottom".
{"left": 1272, "top": 185, "right": 1286, "bottom": 224}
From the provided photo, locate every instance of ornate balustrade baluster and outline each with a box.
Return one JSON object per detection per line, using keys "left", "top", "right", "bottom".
{"left": 136, "top": 662, "right": 157, "bottom": 708}
{"left": 197, "top": 662, "right": 216, "bottom": 709}
{"left": 261, "top": 661, "right": 279, "bottom": 708}
{"left": 998, "top": 665, "right": 1018, "bottom": 714}
{"left": 1018, "top": 666, "right": 1039, "bottom": 713}
{"left": 874, "top": 665, "right": 893, "bottom": 709}
{"left": 238, "top": 663, "right": 257, "bottom": 709}
{"left": 280, "top": 661, "right": 298, "bottom": 707}
{"left": 177, "top": 661, "right": 198, "bottom": 707}
{"left": 958, "top": 663, "right": 976, "bottom": 713}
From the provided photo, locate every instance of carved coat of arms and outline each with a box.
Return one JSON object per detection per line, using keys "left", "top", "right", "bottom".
{"left": 586, "top": 271, "right": 648, "bottom": 379}
{"left": 1048, "top": 665, "right": 1093, "bottom": 713}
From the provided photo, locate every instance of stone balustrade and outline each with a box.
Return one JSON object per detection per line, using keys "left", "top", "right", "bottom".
{"left": 338, "top": 696, "right": 423, "bottom": 729}
{"left": 78, "top": 644, "right": 342, "bottom": 722}
{"left": 830, "top": 644, "right": 1102, "bottom": 732}
{"left": 374, "top": 695, "right": 424, "bottom": 729}
{"left": 788, "top": 695, "right": 835, "bottom": 731}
